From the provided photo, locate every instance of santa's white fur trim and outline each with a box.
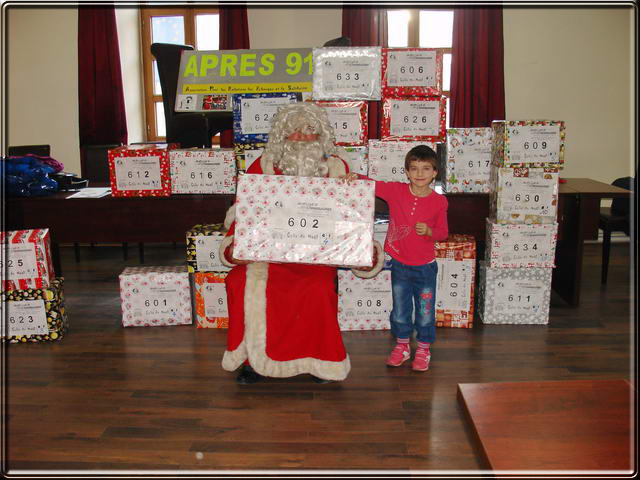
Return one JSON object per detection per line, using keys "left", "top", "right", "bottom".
{"left": 260, "top": 156, "right": 276, "bottom": 175}
{"left": 222, "top": 262, "right": 351, "bottom": 381}
{"left": 223, "top": 205, "right": 236, "bottom": 230}
{"left": 218, "top": 235, "right": 236, "bottom": 269}
{"left": 351, "top": 240, "right": 385, "bottom": 279}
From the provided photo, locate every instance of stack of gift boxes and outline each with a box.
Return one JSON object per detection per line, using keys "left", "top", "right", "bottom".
{"left": 1, "top": 229, "right": 69, "bottom": 343}
{"left": 477, "top": 120, "right": 565, "bottom": 325}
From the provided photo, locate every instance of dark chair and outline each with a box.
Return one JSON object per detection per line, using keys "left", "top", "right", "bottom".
{"left": 598, "top": 176, "right": 633, "bottom": 284}
{"left": 323, "top": 36, "right": 352, "bottom": 47}
{"left": 150, "top": 43, "right": 232, "bottom": 148}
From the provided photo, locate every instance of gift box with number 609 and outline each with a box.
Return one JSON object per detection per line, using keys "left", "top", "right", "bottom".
{"left": 108, "top": 144, "right": 176, "bottom": 197}
{"left": 233, "top": 174, "right": 375, "bottom": 267}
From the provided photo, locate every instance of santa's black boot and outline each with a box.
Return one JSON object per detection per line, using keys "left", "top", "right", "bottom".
{"left": 236, "top": 365, "right": 262, "bottom": 384}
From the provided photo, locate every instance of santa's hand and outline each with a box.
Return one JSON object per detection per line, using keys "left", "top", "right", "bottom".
{"left": 415, "top": 222, "right": 431, "bottom": 236}
{"left": 225, "top": 242, "right": 250, "bottom": 266}
{"left": 340, "top": 172, "right": 359, "bottom": 183}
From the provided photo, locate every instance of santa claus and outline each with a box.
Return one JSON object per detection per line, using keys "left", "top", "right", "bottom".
{"left": 219, "top": 102, "right": 384, "bottom": 384}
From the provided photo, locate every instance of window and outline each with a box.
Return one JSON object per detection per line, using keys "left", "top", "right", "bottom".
{"left": 140, "top": 7, "right": 220, "bottom": 142}
{"left": 387, "top": 9, "right": 454, "bottom": 126}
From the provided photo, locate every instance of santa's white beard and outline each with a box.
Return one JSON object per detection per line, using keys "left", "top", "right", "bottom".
{"left": 274, "top": 140, "right": 329, "bottom": 177}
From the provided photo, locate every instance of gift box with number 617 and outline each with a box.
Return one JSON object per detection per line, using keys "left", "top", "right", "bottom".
{"left": 233, "top": 174, "right": 375, "bottom": 267}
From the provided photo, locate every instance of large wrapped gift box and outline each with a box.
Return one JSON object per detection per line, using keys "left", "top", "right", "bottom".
{"left": 108, "top": 144, "right": 175, "bottom": 197}
{"left": 119, "top": 266, "right": 192, "bottom": 327}
{"left": 485, "top": 219, "right": 558, "bottom": 268}
{"left": 169, "top": 148, "right": 236, "bottom": 194}
{"left": 314, "top": 101, "right": 368, "bottom": 146}
{"left": 337, "top": 270, "right": 392, "bottom": 331}
{"left": 444, "top": 127, "right": 493, "bottom": 193}
{"left": 233, "top": 174, "right": 375, "bottom": 267}
{"left": 489, "top": 167, "right": 559, "bottom": 224}
{"left": 342, "top": 146, "right": 369, "bottom": 176}
{"left": 478, "top": 261, "right": 552, "bottom": 325}
{"left": 193, "top": 272, "right": 228, "bottom": 328}
{"left": 381, "top": 96, "right": 446, "bottom": 142}
{"left": 185, "top": 224, "right": 230, "bottom": 273}
{"left": 435, "top": 235, "right": 476, "bottom": 328}
{"left": 232, "top": 93, "right": 300, "bottom": 144}
{"left": 2, "top": 277, "right": 67, "bottom": 343}
{"left": 234, "top": 142, "right": 266, "bottom": 172}
{"left": 382, "top": 47, "right": 442, "bottom": 97}
{"left": 1, "top": 229, "right": 55, "bottom": 292}
{"left": 368, "top": 140, "right": 437, "bottom": 182}
{"left": 492, "top": 120, "right": 565, "bottom": 169}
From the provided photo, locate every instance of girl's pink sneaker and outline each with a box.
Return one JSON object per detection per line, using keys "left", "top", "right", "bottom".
{"left": 412, "top": 348, "right": 431, "bottom": 371}
{"left": 386, "top": 343, "right": 410, "bottom": 367}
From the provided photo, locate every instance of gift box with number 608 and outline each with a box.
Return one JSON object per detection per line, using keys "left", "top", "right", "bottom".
{"left": 492, "top": 120, "right": 565, "bottom": 169}
{"left": 233, "top": 174, "right": 375, "bottom": 267}
{"left": 193, "top": 272, "right": 228, "bottom": 328}
{"left": 169, "top": 149, "right": 236, "bottom": 194}
{"left": 108, "top": 144, "right": 177, "bottom": 197}
{"left": 337, "top": 270, "right": 392, "bottom": 331}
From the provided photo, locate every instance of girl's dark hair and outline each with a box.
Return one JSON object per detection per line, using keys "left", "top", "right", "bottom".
{"left": 404, "top": 145, "right": 439, "bottom": 171}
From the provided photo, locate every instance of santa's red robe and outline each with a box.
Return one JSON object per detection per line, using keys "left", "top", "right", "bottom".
{"left": 219, "top": 154, "right": 383, "bottom": 380}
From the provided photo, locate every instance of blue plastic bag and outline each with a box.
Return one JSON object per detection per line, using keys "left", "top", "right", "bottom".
{"left": 1, "top": 155, "right": 59, "bottom": 197}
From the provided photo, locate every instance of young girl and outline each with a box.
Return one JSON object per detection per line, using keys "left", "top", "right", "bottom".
{"left": 346, "top": 145, "right": 448, "bottom": 371}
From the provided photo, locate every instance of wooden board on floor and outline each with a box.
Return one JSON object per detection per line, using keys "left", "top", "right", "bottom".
{"left": 457, "top": 379, "right": 634, "bottom": 472}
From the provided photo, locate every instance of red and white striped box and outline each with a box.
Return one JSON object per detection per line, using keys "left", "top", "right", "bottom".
{"left": 119, "top": 266, "right": 192, "bottom": 327}
{"left": 314, "top": 100, "right": 368, "bottom": 146}
{"left": 435, "top": 234, "right": 476, "bottom": 328}
{"left": 381, "top": 96, "right": 446, "bottom": 142}
{"left": 108, "top": 144, "right": 177, "bottom": 197}
{"left": 337, "top": 269, "right": 392, "bottom": 331}
{"left": 382, "top": 48, "right": 443, "bottom": 97}
{"left": 1, "top": 229, "right": 55, "bottom": 292}
{"left": 193, "top": 272, "right": 228, "bottom": 328}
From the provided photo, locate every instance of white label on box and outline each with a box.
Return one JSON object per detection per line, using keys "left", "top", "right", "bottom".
{"left": 340, "top": 279, "right": 392, "bottom": 319}
{"left": 270, "top": 197, "right": 337, "bottom": 245}
{"left": 387, "top": 50, "right": 437, "bottom": 87}
{"left": 453, "top": 145, "right": 492, "bottom": 182}
{"left": 240, "top": 97, "right": 293, "bottom": 134}
{"left": 324, "top": 106, "right": 362, "bottom": 143}
{"left": 498, "top": 231, "right": 554, "bottom": 264}
{"left": 436, "top": 258, "right": 473, "bottom": 311}
{"left": 507, "top": 125, "right": 561, "bottom": 164}
{"left": 342, "top": 148, "right": 368, "bottom": 175}
{"left": 5, "top": 300, "right": 48, "bottom": 336}
{"left": 172, "top": 157, "right": 229, "bottom": 192}
{"left": 195, "top": 235, "right": 228, "bottom": 272}
{"left": 176, "top": 94, "right": 197, "bottom": 111}
{"left": 130, "top": 285, "right": 181, "bottom": 322}
{"left": 389, "top": 100, "right": 440, "bottom": 137}
{"left": 493, "top": 279, "right": 545, "bottom": 314}
{"left": 502, "top": 177, "right": 555, "bottom": 214}
{"left": 244, "top": 148, "right": 264, "bottom": 166}
{"left": 322, "top": 57, "right": 377, "bottom": 95}
{"left": 4, "top": 244, "right": 38, "bottom": 280}
{"left": 202, "top": 282, "right": 228, "bottom": 317}
{"left": 115, "top": 156, "right": 162, "bottom": 191}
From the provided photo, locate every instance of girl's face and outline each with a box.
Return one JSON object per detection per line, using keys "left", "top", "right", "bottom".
{"left": 406, "top": 160, "right": 438, "bottom": 188}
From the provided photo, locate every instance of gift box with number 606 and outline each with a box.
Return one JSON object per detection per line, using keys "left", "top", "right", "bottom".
{"left": 108, "top": 144, "right": 177, "bottom": 197}
{"left": 337, "top": 270, "right": 392, "bottom": 331}
{"left": 193, "top": 272, "right": 228, "bottom": 328}
{"left": 169, "top": 149, "right": 236, "bottom": 194}
{"left": 185, "top": 223, "right": 230, "bottom": 273}
{"left": 233, "top": 174, "right": 375, "bottom": 267}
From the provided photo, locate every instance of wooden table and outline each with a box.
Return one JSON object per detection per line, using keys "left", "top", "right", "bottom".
{"left": 4, "top": 178, "right": 629, "bottom": 306}
{"left": 457, "top": 379, "right": 634, "bottom": 472}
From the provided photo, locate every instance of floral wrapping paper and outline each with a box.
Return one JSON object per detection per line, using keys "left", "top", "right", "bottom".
{"left": 314, "top": 100, "right": 368, "bottom": 146}
{"left": 341, "top": 146, "right": 369, "bottom": 176}
{"left": 477, "top": 261, "right": 552, "bottom": 325}
{"left": 2, "top": 277, "right": 67, "bottom": 343}
{"left": 368, "top": 139, "right": 437, "bottom": 183}
{"left": 312, "top": 47, "right": 382, "bottom": 101}
{"left": 492, "top": 120, "right": 565, "bottom": 169}
{"left": 232, "top": 93, "right": 301, "bottom": 144}
{"left": 489, "top": 167, "right": 560, "bottom": 224}
{"left": 381, "top": 96, "right": 446, "bottom": 142}
{"left": 193, "top": 272, "right": 228, "bottom": 328}
{"left": 434, "top": 235, "right": 476, "bottom": 329}
{"left": 169, "top": 149, "right": 236, "bottom": 194}
{"left": 233, "top": 142, "right": 266, "bottom": 172}
{"left": 108, "top": 144, "right": 177, "bottom": 197}
{"left": 1, "top": 229, "right": 55, "bottom": 292}
{"left": 234, "top": 174, "right": 375, "bottom": 267}
{"left": 337, "top": 269, "right": 392, "bottom": 331}
{"left": 485, "top": 219, "right": 558, "bottom": 268}
{"left": 119, "top": 266, "right": 192, "bottom": 327}
{"left": 185, "top": 224, "right": 229, "bottom": 273}
{"left": 382, "top": 48, "right": 442, "bottom": 97}
{"left": 444, "top": 128, "right": 493, "bottom": 193}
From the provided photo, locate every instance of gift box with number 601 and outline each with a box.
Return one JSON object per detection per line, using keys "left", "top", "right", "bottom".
{"left": 108, "top": 144, "right": 176, "bottom": 197}
{"left": 233, "top": 174, "right": 375, "bottom": 267}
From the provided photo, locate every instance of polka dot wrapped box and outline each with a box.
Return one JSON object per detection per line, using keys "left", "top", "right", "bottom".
{"left": 381, "top": 96, "right": 447, "bottom": 142}
{"left": 492, "top": 120, "right": 565, "bottom": 169}
{"left": 169, "top": 148, "right": 236, "bottom": 194}
{"left": 444, "top": 128, "right": 493, "bottom": 193}
{"left": 314, "top": 100, "right": 368, "bottom": 146}
{"left": 435, "top": 235, "right": 476, "bottom": 329}
{"left": 232, "top": 93, "right": 301, "bottom": 144}
{"left": 119, "top": 266, "right": 192, "bottom": 327}
{"left": 337, "top": 270, "right": 391, "bottom": 331}
{"left": 108, "top": 144, "right": 177, "bottom": 197}
{"left": 193, "top": 272, "right": 228, "bottom": 328}
{"left": 1, "top": 228, "right": 55, "bottom": 292}
{"left": 477, "top": 261, "right": 552, "bottom": 325}
{"left": 382, "top": 48, "right": 443, "bottom": 97}
{"left": 185, "top": 223, "right": 229, "bottom": 273}
{"left": 233, "top": 174, "right": 375, "bottom": 267}
{"left": 2, "top": 277, "right": 67, "bottom": 343}
{"left": 485, "top": 219, "right": 558, "bottom": 268}
{"left": 233, "top": 142, "right": 266, "bottom": 172}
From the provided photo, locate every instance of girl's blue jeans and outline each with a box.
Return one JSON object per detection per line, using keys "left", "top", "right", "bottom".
{"left": 389, "top": 258, "right": 438, "bottom": 344}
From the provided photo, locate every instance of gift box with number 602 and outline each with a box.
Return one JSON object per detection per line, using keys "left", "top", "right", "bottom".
{"left": 108, "top": 144, "right": 176, "bottom": 197}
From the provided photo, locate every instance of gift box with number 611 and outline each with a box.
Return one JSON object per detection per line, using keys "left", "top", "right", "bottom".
{"left": 233, "top": 174, "right": 375, "bottom": 267}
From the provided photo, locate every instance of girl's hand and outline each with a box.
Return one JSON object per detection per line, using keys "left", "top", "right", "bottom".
{"left": 415, "top": 222, "right": 431, "bottom": 236}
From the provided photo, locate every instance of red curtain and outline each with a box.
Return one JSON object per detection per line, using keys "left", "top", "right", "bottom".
{"left": 219, "top": 5, "right": 250, "bottom": 148}
{"left": 78, "top": 6, "right": 127, "bottom": 146}
{"left": 450, "top": 8, "right": 505, "bottom": 128}
{"left": 342, "top": 7, "right": 388, "bottom": 139}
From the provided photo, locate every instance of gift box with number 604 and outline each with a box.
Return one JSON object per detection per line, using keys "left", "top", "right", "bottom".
{"left": 233, "top": 174, "right": 376, "bottom": 267}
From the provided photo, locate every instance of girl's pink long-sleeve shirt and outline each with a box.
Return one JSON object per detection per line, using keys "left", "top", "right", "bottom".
{"left": 374, "top": 181, "right": 449, "bottom": 266}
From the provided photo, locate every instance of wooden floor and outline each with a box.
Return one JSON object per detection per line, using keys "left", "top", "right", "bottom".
{"left": 4, "top": 241, "right": 634, "bottom": 473}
